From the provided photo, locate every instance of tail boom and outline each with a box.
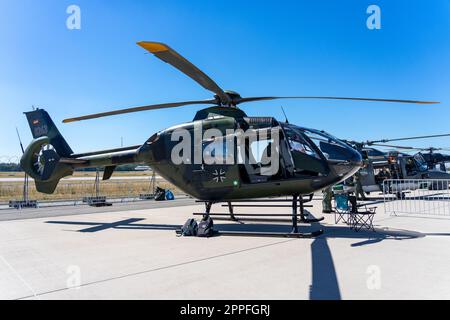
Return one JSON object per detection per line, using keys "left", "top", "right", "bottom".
{"left": 21, "top": 109, "right": 147, "bottom": 194}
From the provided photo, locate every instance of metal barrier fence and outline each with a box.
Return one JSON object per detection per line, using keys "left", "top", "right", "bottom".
{"left": 383, "top": 179, "right": 450, "bottom": 216}
{"left": 0, "top": 178, "right": 177, "bottom": 209}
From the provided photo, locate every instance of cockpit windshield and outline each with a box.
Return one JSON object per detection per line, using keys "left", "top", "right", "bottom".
{"left": 282, "top": 124, "right": 359, "bottom": 162}
{"left": 413, "top": 153, "right": 428, "bottom": 172}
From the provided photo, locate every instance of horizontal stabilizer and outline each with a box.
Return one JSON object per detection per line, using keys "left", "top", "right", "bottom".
{"left": 35, "top": 180, "right": 60, "bottom": 194}
{"left": 103, "top": 166, "right": 117, "bottom": 180}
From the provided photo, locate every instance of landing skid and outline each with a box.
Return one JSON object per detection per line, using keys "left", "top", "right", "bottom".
{"left": 192, "top": 213, "right": 323, "bottom": 224}
{"left": 216, "top": 229, "right": 324, "bottom": 238}
{"left": 195, "top": 194, "right": 324, "bottom": 238}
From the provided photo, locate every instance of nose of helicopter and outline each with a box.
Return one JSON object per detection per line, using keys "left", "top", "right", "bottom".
{"left": 327, "top": 144, "right": 363, "bottom": 180}
{"left": 342, "top": 146, "right": 364, "bottom": 178}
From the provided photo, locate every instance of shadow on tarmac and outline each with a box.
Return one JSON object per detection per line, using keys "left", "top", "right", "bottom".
{"left": 45, "top": 213, "right": 434, "bottom": 301}
{"left": 46, "top": 218, "right": 181, "bottom": 232}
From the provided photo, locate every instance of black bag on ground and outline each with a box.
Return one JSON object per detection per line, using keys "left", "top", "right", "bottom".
{"left": 177, "top": 218, "right": 198, "bottom": 237}
{"left": 197, "top": 216, "right": 214, "bottom": 237}
{"left": 154, "top": 187, "right": 166, "bottom": 201}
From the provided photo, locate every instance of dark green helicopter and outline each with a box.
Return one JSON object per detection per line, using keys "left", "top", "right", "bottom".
{"left": 420, "top": 148, "right": 450, "bottom": 171}
{"left": 20, "top": 42, "right": 438, "bottom": 209}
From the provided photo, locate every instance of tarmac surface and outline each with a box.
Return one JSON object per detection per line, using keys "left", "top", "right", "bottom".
{"left": 0, "top": 195, "right": 449, "bottom": 300}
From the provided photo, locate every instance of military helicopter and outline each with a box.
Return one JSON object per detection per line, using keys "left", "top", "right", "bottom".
{"left": 402, "top": 147, "right": 450, "bottom": 172}
{"left": 20, "top": 41, "right": 438, "bottom": 235}
{"left": 343, "top": 135, "right": 450, "bottom": 195}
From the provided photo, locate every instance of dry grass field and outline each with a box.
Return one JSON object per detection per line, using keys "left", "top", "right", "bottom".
{"left": 0, "top": 175, "right": 180, "bottom": 202}
{"left": 0, "top": 171, "right": 154, "bottom": 178}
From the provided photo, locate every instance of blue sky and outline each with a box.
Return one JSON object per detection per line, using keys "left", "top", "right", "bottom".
{"left": 1, "top": 0, "right": 449, "bottom": 161}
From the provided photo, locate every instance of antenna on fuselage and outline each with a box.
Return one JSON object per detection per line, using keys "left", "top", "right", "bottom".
{"left": 15, "top": 127, "right": 25, "bottom": 154}
{"left": 280, "top": 106, "right": 289, "bottom": 124}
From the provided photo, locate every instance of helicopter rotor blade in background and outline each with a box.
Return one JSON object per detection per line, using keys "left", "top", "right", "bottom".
{"left": 366, "top": 143, "right": 450, "bottom": 154}
{"left": 369, "top": 143, "right": 422, "bottom": 150}
{"left": 235, "top": 96, "right": 440, "bottom": 105}
{"left": 417, "top": 147, "right": 450, "bottom": 152}
{"left": 367, "top": 133, "right": 450, "bottom": 145}
{"left": 63, "top": 99, "right": 218, "bottom": 123}
{"left": 137, "top": 41, "right": 230, "bottom": 105}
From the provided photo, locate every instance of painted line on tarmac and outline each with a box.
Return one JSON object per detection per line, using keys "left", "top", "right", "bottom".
{"left": 16, "top": 238, "right": 299, "bottom": 300}
{"left": 0, "top": 254, "right": 39, "bottom": 299}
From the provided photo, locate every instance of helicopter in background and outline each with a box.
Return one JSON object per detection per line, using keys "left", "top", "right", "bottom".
{"left": 343, "top": 135, "right": 450, "bottom": 195}
{"left": 408, "top": 147, "right": 450, "bottom": 172}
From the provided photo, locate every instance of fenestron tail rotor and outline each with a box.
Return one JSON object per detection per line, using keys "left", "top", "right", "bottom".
{"left": 62, "top": 41, "right": 440, "bottom": 124}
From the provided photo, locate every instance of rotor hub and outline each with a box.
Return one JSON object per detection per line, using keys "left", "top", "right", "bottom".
{"left": 214, "top": 90, "right": 242, "bottom": 107}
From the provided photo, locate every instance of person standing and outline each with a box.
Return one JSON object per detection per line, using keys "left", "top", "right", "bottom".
{"left": 322, "top": 186, "right": 333, "bottom": 213}
{"left": 354, "top": 170, "right": 367, "bottom": 201}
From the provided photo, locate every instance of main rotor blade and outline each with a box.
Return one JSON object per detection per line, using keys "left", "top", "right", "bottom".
{"left": 235, "top": 96, "right": 439, "bottom": 105}
{"left": 417, "top": 147, "right": 450, "bottom": 152}
{"left": 137, "top": 41, "right": 230, "bottom": 105}
{"left": 369, "top": 143, "right": 421, "bottom": 150}
{"left": 63, "top": 99, "right": 217, "bottom": 123}
{"left": 368, "top": 133, "right": 450, "bottom": 145}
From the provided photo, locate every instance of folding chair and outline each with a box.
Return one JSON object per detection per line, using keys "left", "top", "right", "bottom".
{"left": 351, "top": 204, "right": 377, "bottom": 232}
{"left": 334, "top": 193, "right": 353, "bottom": 225}
{"left": 334, "top": 194, "right": 377, "bottom": 232}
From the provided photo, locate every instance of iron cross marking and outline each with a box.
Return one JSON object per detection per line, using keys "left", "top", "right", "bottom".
{"left": 212, "top": 169, "right": 226, "bottom": 183}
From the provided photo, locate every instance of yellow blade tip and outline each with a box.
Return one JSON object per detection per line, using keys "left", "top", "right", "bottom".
{"left": 137, "top": 41, "right": 169, "bottom": 53}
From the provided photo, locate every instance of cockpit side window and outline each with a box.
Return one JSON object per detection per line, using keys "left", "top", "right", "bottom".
{"left": 281, "top": 125, "right": 328, "bottom": 176}
{"left": 413, "top": 153, "right": 428, "bottom": 172}
{"left": 283, "top": 126, "right": 320, "bottom": 159}
{"left": 301, "top": 129, "right": 355, "bottom": 162}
